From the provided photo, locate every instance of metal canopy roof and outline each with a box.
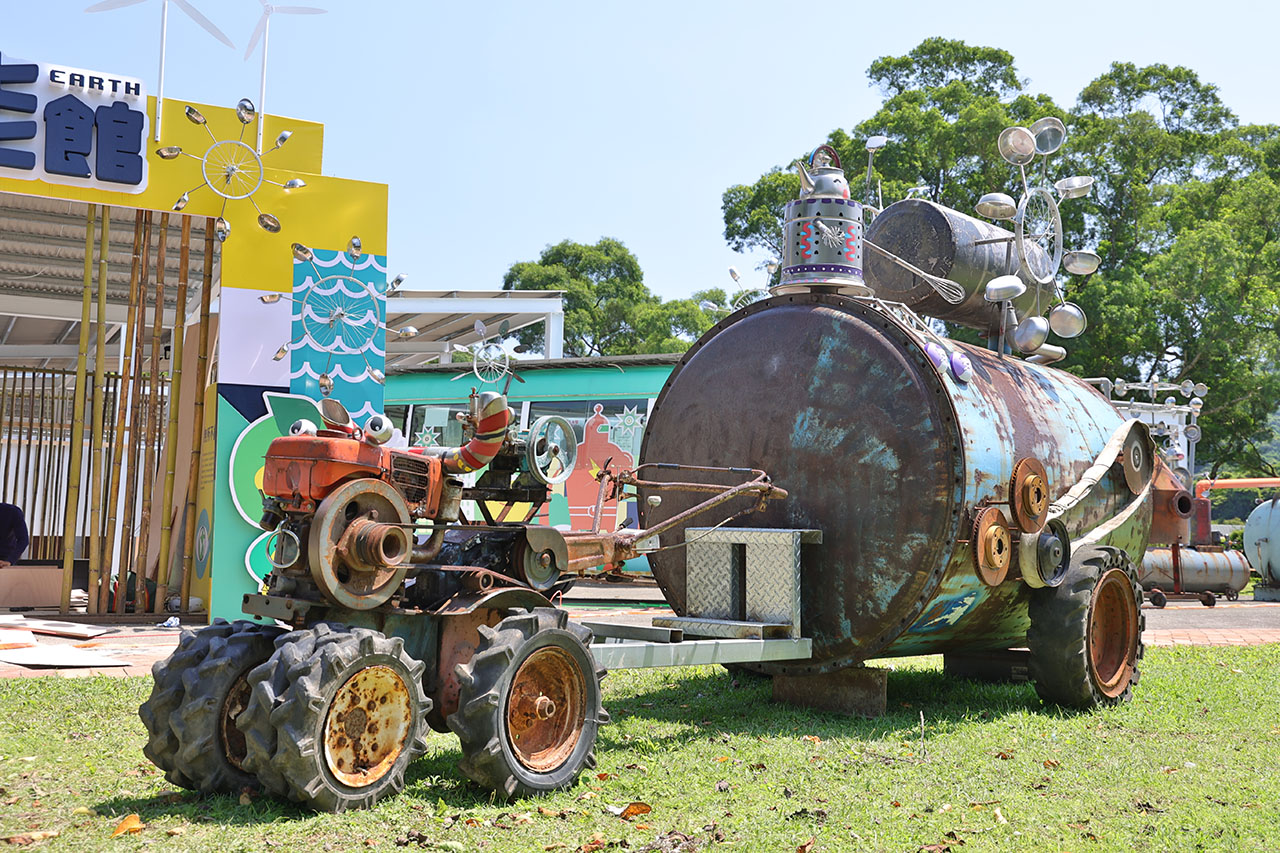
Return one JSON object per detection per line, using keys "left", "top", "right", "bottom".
{"left": 0, "top": 192, "right": 216, "bottom": 370}
{"left": 384, "top": 288, "right": 565, "bottom": 370}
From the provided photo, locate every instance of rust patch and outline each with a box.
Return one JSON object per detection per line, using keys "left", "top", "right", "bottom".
{"left": 323, "top": 665, "right": 412, "bottom": 788}
{"left": 506, "top": 646, "right": 586, "bottom": 773}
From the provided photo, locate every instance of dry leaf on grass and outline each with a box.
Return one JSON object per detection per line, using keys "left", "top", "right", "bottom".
{"left": 166, "top": 827, "right": 186, "bottom": 837}
{"left": 715, "top": 780, "right": 730, "bottom": 792}
{"left": 3, "top": 830, "right": 59, "bottom": 846}
{"left": 1042, "top": 759, "right": 1060, "bottom": 769}
{"left": 238, "top": 791, "right": 253, "bottom": 806}
{"left": 995, "top": 750, "right": 1014, "bottom": 760}
{"left": 994, "top": 807, "right": 1008, "bottom": 824}
{"left": 71, "top": 807, "right": 95, "bottom": 816}
{"left": 111, "top": 814, "right": 145, "bottom": 837}
{"left": 802, "top": 735, "right": 821, "bottom": 744}
{"left": 795, "top": 838, "right": 815, "bottom": 853}
{"left": 577, "top": 832, "right": 608, "bottom": 852}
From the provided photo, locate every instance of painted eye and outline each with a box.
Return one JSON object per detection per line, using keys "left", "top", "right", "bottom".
{"left": 290, "top": 419, "right": 317, "bottom": 436}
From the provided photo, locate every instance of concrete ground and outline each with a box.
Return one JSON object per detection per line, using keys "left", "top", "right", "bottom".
{"left": 0, "top": 580, "right": 1276, "bottom": 679}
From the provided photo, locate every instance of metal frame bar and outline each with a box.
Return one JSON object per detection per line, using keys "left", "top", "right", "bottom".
{"left": 592, "top": 637, "right": 812, "bottom": 670}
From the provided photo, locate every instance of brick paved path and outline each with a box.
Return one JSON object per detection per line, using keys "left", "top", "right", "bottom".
{"left": 0, "top": 602, "right": 1276, "bottom": 679}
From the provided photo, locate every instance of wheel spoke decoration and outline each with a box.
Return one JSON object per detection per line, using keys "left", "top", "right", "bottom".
{"left": 154, "top": 98, "right": 305, "bottom": 241}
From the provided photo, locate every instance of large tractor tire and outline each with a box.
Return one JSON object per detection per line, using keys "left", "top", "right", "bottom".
{"left": 1028, "top": 546, "right": 1145, "bottom": 709}
{"left": 449, "top": 608, "right": 608, "bottom": 800}
{"left": 237, "top": 622, "right": 344, "bottom": 796}
{"left": 140, "top": 619, "right": 238, "bottom": 788}
{"left": 166, "top": 621, "right": 286, "bottom": 793}
{"left": 236, "top": 626, "right": 431, "bottom": 812}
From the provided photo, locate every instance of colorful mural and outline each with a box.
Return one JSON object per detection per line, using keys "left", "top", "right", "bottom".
{"left": 288, "top": 249, "right": 388, "bottom": 421}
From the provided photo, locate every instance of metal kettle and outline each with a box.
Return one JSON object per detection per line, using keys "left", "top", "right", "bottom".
{"left": 794, "top": 145, "right": 851, "bottom": 199}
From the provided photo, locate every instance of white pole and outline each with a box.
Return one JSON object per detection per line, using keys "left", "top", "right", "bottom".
{"left": 256, "top": 15, "right": 270, "bottom": 154}
{"left": 154, "top": 0, "right": 169, "bottom": 141}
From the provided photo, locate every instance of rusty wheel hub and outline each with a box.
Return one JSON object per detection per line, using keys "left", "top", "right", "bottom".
{"left": 506, "top": 647, "right": 586, "bottom": 773}
{"left": 1087, "top": 568, "right": 1139, "bottom": 697}
{"left": 323, "top": 665, "right": 413, "bottom": 787}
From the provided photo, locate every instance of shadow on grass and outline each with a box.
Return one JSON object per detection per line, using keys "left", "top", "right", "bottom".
{"left": 597, "top": 663, "right": 1068, "bottom": 747}
{"left": 93, "top": 788, "right": 313, "bottom": 826}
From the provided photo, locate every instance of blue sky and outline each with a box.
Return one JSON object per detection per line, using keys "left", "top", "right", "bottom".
{"left": 7, "top": 0, "right": 1278, "bottom": 301}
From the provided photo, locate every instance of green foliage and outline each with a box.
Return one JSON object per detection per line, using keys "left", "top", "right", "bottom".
{"left": 502, "top": 238, "right": 715, "bottom": 357}
{"left": 721, "top": 38, "right": 1280, "bottom": 474}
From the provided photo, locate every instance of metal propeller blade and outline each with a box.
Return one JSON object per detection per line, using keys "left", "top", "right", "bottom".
{"left": 274, "top": 6, "right": 327, "bottom": 13}
{"left": 171, "top": 0, "right": 236, "bottom": 48}
{"left": 84, "top": 0, "right": 146, "bottom": 11}
{"left": 244, "top": 11, "right": 269, "bottom": 59}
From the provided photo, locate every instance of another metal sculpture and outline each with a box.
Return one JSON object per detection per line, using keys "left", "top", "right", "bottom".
{"left": 155, "top": 99, "right": 306, "bottom": 240}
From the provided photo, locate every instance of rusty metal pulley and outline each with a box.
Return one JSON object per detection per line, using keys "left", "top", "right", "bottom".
{"left": 972, "top": 506, "right": 1012, "bottom": 586}
{"left": 309, "top": 478, "right": 412, "bottom": 610}
{"left": 1010, "top": 458, "right": 1050, "bottom": 532}
{"left": 1121, "top": 428, "right": 1154, "bottom": 495}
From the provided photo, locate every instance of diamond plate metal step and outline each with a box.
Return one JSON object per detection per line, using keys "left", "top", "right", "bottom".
{"left": 659, "top": 527, "right": 820, "bottom": 640}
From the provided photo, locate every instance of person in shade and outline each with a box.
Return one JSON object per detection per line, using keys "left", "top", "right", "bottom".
{"left": 0, "top": 502, "right": 29, "bottom": 568}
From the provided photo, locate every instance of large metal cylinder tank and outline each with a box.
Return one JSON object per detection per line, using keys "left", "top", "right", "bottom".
{"left": 639, "top": 292, "right": 1151, "bottom": 674}
{"left": 1139, "top": 549, "right": 1251, "bottom": 595}
{"left": 864, "top": 199, "right": 1055, "bottom": 331}
{"left": 1244, "top": 498, "right": 1280, "bottom": 585}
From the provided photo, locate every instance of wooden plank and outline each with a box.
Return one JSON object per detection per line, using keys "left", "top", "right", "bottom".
{"left": 0, "top": 615, "right": 108, "bottom": 639}
{"left": 0, "top": 646, "right": 127, "bottom": 668}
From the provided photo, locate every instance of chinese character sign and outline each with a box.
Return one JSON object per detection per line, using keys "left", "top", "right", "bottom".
{"left": 0, "top": 51, "right": 147, "bottom": 192}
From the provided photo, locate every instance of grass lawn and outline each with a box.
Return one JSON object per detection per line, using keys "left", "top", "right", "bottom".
{"left": 0, "top": 644, "right": 1277, "bottom": 852}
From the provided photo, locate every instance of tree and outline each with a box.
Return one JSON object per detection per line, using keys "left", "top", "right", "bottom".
{"left": 502, "top": 238, "right": 716, "bottom": 357}
{"left": 720, "top": 39, "right": 1280, "bottom": 474}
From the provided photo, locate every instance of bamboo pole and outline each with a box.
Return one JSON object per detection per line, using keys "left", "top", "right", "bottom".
{"left": 46, "top": 373, "right": 64, "bottom": 560}
{"left": 134, "top": 213, "right": 168, "bottom": 611}
{"left": 117, "top": 216, "right": 152, "bottom": 615}
{"left": 180, "top": 219, "right": 215, "bottom": 613}
{"left": 0, "top": 368, "right": 11, "bottom": 500}
{"left": 0, "top": 366, "right": 8, "bottom": 499}
{"left": 99, "top": 210, "right": 147, "bottom": 614}
{"left": 41, "top": 370, "right": 55, "bottom": 559}
{"left": 25, "top": 372, "right": 37, "bottom": 557}
{"left": 87, "top": 209, "right": 111, "bottom": 614}
{"left": 154, "top": 216, "right": 191, "bottom": 611}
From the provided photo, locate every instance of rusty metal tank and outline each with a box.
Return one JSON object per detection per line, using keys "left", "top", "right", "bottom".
{"left": 1139, "top": 548, "right": 1250, "bottom": 596}
{"left": 638, "top": 292, "right": 1152, "bottom": 674}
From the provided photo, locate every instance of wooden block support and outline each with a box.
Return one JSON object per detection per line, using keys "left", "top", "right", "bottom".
{"left": 772, "top": 666, "right": 888, "bottom": 717}
{"left": 943, "top": 648, "right": 1031, "bottom": 683}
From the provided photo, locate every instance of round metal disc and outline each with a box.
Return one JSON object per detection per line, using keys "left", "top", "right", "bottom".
{"left": 639, "top": 294, "right": 963, "bottom": 673}
{"left": 526, "top": 416, "right": 577, "bottom": 485}
{"left": 1121, "top": 428, "right": 1153, "bottom": 495}
{"left": 309, "top": 478, "right": 412, "bottom": 610}
{"left": 972, "top": 506, "right": 1012, "bottom": 586}
{"left": 1010, "top": 457, "right": 1049, "bottom": 533}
